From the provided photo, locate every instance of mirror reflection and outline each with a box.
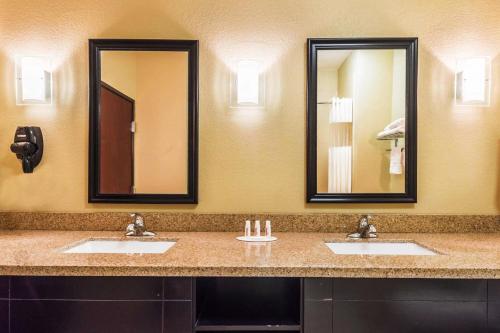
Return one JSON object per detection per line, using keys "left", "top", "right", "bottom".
{"left": 316, "top": 49, "right": 406, "bottom": 194}
{"left": 99, "top": 50, "right": 188, "bottom": 194}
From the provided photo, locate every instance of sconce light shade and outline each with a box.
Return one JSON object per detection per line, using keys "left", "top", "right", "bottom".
{"left": 455, "top": 57, "right": 490, "bottom": 106}
{"left": 15, "top": 56, "right": 52, "bottom": 105}
{"left": 230, "top": 60, "right": 265, "bottom": 108}
{"left": 237, "top": 60, "right": 259, "bottom": 104}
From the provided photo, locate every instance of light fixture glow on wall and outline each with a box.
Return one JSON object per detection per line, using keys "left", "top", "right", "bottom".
{"left": 455, "top": 57, "right": 490, "bottom": 106}
{"left": 230, "top": 60, "right": 265, "bottom": 108}
{"left": 15, "top": 56, "right": 52, "bottom": 105}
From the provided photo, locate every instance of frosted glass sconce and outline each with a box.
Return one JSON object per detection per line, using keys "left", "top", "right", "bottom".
{"left": 455, "top": 57, "right": 490, "bottom": 106}
{"left": 230, "top": 60, "right": 265, "bottom": 108}
{"left": 15, "top": 56, "right": 52, "bottom": 105}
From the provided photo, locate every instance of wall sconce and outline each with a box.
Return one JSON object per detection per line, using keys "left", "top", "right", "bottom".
{"left": 455, "top": 57, "right": 491, "bottom": 106}
{"left": 15, "top": 56, "right": 52, "bottom": 105}
{"left": 230, "top": 60, "right": 265, "bottom": 108}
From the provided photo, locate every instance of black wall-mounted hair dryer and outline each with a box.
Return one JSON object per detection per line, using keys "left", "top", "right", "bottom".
{"left": 10, "top": 127, "right": 44, "bottom": 173}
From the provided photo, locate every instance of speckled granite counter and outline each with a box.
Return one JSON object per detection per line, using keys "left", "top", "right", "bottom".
{"left": 0, "top": 230, "right": 499, "bottom": 278}
{"left": 1, "top": 212, "right": 498, "bottom": 233}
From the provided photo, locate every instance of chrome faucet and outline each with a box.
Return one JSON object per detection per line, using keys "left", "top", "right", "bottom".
{"left": 348, "top": 215, "right": 377, "bottom": 239}
{"left": 126, "top": 213, "right": 155, "bottom": 237}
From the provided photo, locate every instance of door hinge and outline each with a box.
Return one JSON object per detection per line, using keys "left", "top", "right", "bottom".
{"left": 130, "top": 121, "right": 136, "bottom": 133}
{"left": 131, "top": 185, "right": 136, "bottom": 194}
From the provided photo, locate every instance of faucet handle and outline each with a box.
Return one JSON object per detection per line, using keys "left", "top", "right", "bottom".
{"left": 130, "top": 213, "right": 144, "bottom": 222}
{"left": 126, "top": 213, "right": 153, "bottom": 237}
{"left": 130, "top": 213, "right": 145, "bottom": 233}
{"left": 367, "top": 224, "right": 377, "bottom": 238}
{"left": 126, "top": 223, "right": 135, "bottom": 233}
{"left": 358, "top": 215, "right": 371, "bottom": 228}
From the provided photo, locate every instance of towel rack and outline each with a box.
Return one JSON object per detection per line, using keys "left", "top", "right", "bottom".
{"left": 386, "top": 147, "right": 405, "bottom": 152}
{"left": 384, "top": 137, "right": 405, "bottom": 151}
{"left": 317, "top": 101, "right": 332, "bottom": 105}
{"left": 376, "top": 133, "right": 404, "bottom": 141}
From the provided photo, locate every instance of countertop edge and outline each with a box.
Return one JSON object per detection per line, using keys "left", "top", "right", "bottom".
{"left": 0, "top": 266, "right": 498, "bottom": 279}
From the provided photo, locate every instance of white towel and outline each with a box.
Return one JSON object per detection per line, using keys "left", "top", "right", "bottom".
{"left": 377, "top": 118, "right": 405, "bottom": 139}
{"left": 329, "top": 97, "right": 353, "bottom": 123}
{"left": 384, "top": 118, "right": 405, "bottom": 131}
{"left": 390, "top": 147, "right": 403, "bottom": 175}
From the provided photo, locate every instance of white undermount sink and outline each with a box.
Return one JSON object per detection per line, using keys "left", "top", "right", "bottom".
{"left": 325, "top": 241, "right": 437, "bottom": 256}
{"left": 63, "top": 239, "right": 176, "bottom": 254}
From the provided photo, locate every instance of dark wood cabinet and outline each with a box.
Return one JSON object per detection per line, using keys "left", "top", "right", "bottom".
{"left": 6, "top": 277, "right": 193, "bottom": 333}
{"left": 195, "top": 277, "right": 301, "bottom": 332}
{"left": 304, "top": 300, "right": 333, "bottom": 333}
{"left": 0, "top": 300, "right": 7, "bottom": 333}
{"left": 0, "top": 276, "right": 499, "bottom": 333}
{"left": 488, "top": 280, "right": 500, "bottom": 332}
{"left": 11, "top": 299, "right": 163, "bottom": 333}
{"left": 165, "top": 277, "right": 193, "bottom": 300}
{"left": 165, "top": 301, "right": 193, "bottom": 333}
{"left": 332, "top": 300, "right": 487, "bottom": 333}
{"left": 332, "top": 278, "right": 487, "bottom": 301}
{"left": 11, "top": 276, "right": 163, "bottom": 300}
{"left": 304, "top": 279, "right": 333, "bottom": 333}
{"left": 0, "top": 277, "right": 8, "bottom": 332}
{"left": 303, "top": 278, "right": 494, "bottom": 333}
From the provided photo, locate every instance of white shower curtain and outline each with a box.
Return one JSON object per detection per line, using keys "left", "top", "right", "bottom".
{"left": 329, "top": 97, "right": 353, "bottom": 123}
{"left": 328, "top": 98, "right": 353, "bottom": 193}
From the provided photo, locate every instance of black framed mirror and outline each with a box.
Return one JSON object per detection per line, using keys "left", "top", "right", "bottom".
{"left": 307, "top": 38, "right": 417, "bottom": 203}
{"left": 89, "top": 39, "right": 198, "bottom": 204}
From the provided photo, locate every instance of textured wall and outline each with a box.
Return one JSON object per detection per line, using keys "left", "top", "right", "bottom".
{"left": 0, "top": 0, "right": 499, "bottom": 213}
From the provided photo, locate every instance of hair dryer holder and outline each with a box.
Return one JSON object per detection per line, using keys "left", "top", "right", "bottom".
{"left": 10, "top": 126, "right": 44, "bottom": 173}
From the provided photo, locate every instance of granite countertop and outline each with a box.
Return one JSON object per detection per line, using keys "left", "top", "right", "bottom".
{"left": 0, "top": 230, "right": 499, "bottom": 279}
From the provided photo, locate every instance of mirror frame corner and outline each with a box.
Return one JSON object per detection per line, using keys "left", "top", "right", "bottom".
{"left": 88, "top": 39, "right": 199, "bottom": 204}
{"left": 306, "top": 37, "right": 418, "bottom": 203}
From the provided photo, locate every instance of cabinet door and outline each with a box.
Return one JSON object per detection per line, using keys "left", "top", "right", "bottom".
{"left": 488, "top": 280, "right": 500, "bottom": 332}
{"left": 11, "top": 276, "right": 163, "bottom": 300}
{"left": 165, "top": 277, "right": 193, "bottom": 300}
{"left": 304, "top": 300, "right": 333, "bottom": 333}
{"left": 0, "top": 301, "right": 7, "bottom": 333}
{"left": 9, "top": 276, "right": 195, "bottom": 333}
{"left": 304, "top": 279, "right": 333, "bottom": 333}
{"left": 333, "top": 300, "right": 487, "bottom": 333}
{"left": 332, "top": 279, "right": 487, "bottom": 333}
{"left": 11, "top": 300, "right": 163, "bottom": 333}
{"left": 164, "top": 278, "right": 193, "bottom": 333}
{"left": 164, "top": 301, "right": 193, "bottom": 333}
{"left": 0, "top": 277, "right": 8, "bottom": 332}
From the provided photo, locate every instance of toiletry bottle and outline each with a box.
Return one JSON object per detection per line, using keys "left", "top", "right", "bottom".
{"left": 265, "top": 220, "right": 272, "bottom": 237}
{"left": 245, "top": 220, "right": 251, "bottom": 237}
{"left": 254, "top": 220, "right": 261, "bottom": 237}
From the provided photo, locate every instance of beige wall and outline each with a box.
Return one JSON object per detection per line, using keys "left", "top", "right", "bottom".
{"left": 350, "top": 50, "right": 403, "bottom": 193}
{"left": 390, "top": 50, "right": 407, "bottom": 192}
{"left": 134, "top": 51, "right": 188, "bottom": 194}
{"left": 0, "top": 0, "right": 499, "bottom": 214}
{"left": 316, "top": 68, "right": 338, "bottom": 192}
{"left": 391, "top": 50, "right": 406, "bottom": 121}
{"left": 101, "top": 51, "right": 188, "bottom": 194}
{"left": 101, "top": 51, "right": 137, "bottom": 99}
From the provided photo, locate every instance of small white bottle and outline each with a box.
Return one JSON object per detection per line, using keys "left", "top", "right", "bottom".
{"left": 244, "top": 220, "right": 251, "bottom": 237}
{"left": 254, "top": 220, "right": 261, "bottom": 237}
{"left": 265, "top": 220, "right": 272, "bottom": 238}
